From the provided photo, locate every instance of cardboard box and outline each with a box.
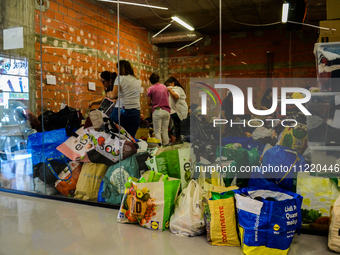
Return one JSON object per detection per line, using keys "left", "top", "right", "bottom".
{"left": 327, "top": 0, "right": 340, "bottom": 20}
{"left": 319, "top": 20, "right": 340, "bottom": 42}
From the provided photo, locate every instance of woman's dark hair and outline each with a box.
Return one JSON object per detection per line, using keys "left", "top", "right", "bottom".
{"left": 100, "top": 71, "right": 117, "bottom": 82}
{"left": 149, "top": 73, "right": 160, "bottom": 85}
{"left": 100, "top": 71, "right": 117, "bottom": 92}
{"left": 100, "top": 71, "right": 111, "bottom": 81}
{"left": 164, "top": 76, "right": 185, "bottom": 91}
{"left": 264, "top": 88, "right": 272, "bottom": 97}
{"left": 117, "top": 60, "right": 136, "bottom": 77}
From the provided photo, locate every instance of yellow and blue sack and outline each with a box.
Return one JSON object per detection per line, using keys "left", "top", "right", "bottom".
{"left": 203, "top": 190, "right": 240, "bottom": 246}
{"left": 234, "top": 186, "right": 303, "bottom": 255}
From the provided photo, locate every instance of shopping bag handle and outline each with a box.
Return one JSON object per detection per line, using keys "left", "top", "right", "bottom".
{"left": 276, "top": 153, "right": 300, "bottom": 183}
{"left": 103, "top": 117, "right": 120, "bottom": 139}
{"left": 45, "top": 155, "right": 72, "bottom": 181}
{"left": 103, "top": 117, "right": 136, "bottom": 143}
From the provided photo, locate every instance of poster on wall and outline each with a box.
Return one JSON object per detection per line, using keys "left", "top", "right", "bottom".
{"left": 3, "top": 27, "right": 24, "bottom": 50}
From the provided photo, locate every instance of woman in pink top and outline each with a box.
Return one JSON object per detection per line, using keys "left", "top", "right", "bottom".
{"left": 147, "top": 73, "right": 171, "bottom": 145}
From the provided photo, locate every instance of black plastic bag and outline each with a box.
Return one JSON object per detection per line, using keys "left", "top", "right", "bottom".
{"left": 38, "top": 106, "right": 80, "bottom": 135}
{"left": 37, "top": 160, "right": 66, "bottom": 184}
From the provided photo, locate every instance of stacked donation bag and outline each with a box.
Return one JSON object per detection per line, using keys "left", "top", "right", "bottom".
{"left": 28, "top": 109, "right": 139, "bottom": 201}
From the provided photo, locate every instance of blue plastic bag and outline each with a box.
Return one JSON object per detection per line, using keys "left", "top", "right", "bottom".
{"left": 97, "top": 180, "right": 106, "bottom": 202}
{"left": 27, "top": 128, "right": 69, "bottom": 165}
{"left": 249, "top": 145, "right": 306, "bottom": 191}
{"left": 234, "top": 186, "right": 303, "bottom": 255}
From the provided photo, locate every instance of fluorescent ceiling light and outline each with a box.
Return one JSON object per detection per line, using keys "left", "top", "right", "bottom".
{"left": 98, "top": 0, "right": 168, "bottom": 10}
{"left": 153, "top": 23, "right": 172, "bottom": 38}
{"left": 172, "top": 16, "right": 194, "bottom": 31}
{"left": 282, "top": 2, "right": 289, "bottom": 23}
{"left": 177, "top": 37, "right": 203, "bottom": 51}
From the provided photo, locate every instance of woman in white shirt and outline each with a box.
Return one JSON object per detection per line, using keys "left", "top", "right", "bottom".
{"left": 108, "top": 60, "right": 141, "bottom": 138}
{"left": 165, "top": 77, "right": 188, "bottom": 143}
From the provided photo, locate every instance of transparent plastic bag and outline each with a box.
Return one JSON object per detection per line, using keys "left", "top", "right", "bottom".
{"left": 170, "top": 180, "right": 205, "bottom": 237}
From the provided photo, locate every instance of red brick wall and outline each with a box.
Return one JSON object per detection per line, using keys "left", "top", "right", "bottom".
{"left": 35, "top": 0, "right": 159, "bottom": 117}
{"left": 35, "top": 1, "right": 318, "bottom": 118}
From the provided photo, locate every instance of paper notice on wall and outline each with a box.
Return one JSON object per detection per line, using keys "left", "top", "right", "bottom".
{"left": 88, "top": 82, "right": 96, "bottom": 91}
{"left": 331, "top": 109, "right": 340, "bottom": 128}
{"left": 3, "top": 27, "right": 24, "bottom": 50}
{"left": 335, "top": 95, "right": 340, "bottom": 106}
{"left": 46, "top": 75, "right": 56, "bottom": 85}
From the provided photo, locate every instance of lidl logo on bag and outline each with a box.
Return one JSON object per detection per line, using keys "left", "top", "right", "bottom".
{"left": 119, "top": 212, "right": 125, "bottom": 219}
{"left": 273, "top": 224, "right": 280, "bottom": 231}
{"left": 151, "top": 221, "right": 159, "bottom": 230}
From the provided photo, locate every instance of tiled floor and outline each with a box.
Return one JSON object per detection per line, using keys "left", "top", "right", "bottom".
{"left": 0, "top": 191, "right": 335, "bottom": 255}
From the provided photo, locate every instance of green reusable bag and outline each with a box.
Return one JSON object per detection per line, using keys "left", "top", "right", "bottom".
{"left": 145, "top": 148, "right": 194, "bottom": 190}
{"left": 101, "top": 154, "right": 140, "bottom": 205}
{"left": 117, "top": 174, "right": 181, "bottom": 231}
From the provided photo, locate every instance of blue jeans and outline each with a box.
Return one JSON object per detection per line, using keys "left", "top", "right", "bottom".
{"left": 110, "top": 108, "right": 140, "bottom": 138}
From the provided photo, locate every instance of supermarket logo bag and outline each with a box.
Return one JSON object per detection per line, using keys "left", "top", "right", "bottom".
{"left": 234, "top": 186, "right": 303, "bottom": 255}
{"left": 117, "top": 174, "right": 181, "bottom": 231}
{"left": 56, "top": 127, "right": 93, "bottom": 162}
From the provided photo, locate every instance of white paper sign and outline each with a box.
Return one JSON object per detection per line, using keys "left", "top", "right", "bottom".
{"left": 88, "top": 82, "right": 96, "bottom": 91}
{"left": 335, "top": 95, "right": 340, "bottom": 106}
{"left": 332, "top": 110, "right": 340, "bottom": 129}
{"left": 46, "top": 75, "right": 56, "bottom": 85}
{"left": 3, "top": 27, "right": 24, "bottom": 50}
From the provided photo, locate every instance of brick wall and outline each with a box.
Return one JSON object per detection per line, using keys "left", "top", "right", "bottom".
{"left": 35, "top": 1, "right": 318, "bottom": 118}
{"left": 35, "top": 0, "right": 159, "bottom": 117}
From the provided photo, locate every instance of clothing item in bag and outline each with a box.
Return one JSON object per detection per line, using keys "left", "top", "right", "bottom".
{"left": 153, "top": 108, "right": 170, "bottom": 145}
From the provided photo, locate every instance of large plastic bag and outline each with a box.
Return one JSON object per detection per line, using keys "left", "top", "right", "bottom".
{"left": 145, "top": 147, "right": 195, "bottom": 190}
{"left": 117, "top": 173, "right": 181, "bottom": 231}
{"left": 100, "top": 153, "right": 140, "bottom": 205}
{"left": 34, "top": 177, "right": 58, "bottom": 195}
{"left": 234, "top": 186, "right": 303, "bottom": 255}
{"left": 249, "top": 145, "right": 306, "bottom": 191}
{"left": 74, "top": 163, "right": 109, "bottom": 201}
{"left": 203, "top": 190, "right": 240, "bottom": 246}
{"left": 27, "top": 128, "right": 69, "bottom": 165}
{"left": 55, "top": 161, "right": 82, "bottom": 196}
{"left": 329, "top": 195, "right": 340, "bottom": 253}
{"left": 170, "top": 180, "right": 205, "bottom": 237}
